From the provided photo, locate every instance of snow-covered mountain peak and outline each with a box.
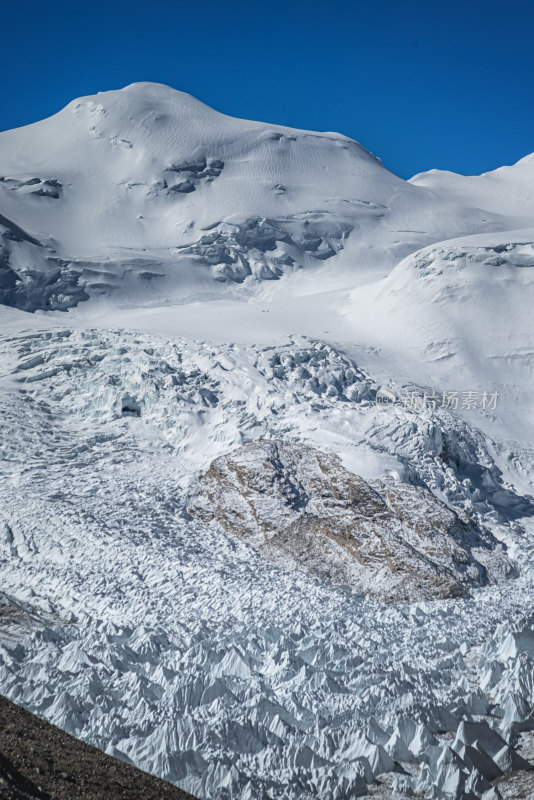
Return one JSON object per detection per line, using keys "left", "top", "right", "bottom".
{"left": 0, "top": 82, "right": 512, "bottom": 312}
{"left": 69, "top": 80, "right": 369, "bottom": 150}
{"left": 0, "top": 81, "right": 378, "bottom": 184}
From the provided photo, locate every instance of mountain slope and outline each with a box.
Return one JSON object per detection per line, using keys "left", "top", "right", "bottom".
{"left": 0, "top": 82, "right": 511, "bottom": 310}
{"left": 1, "top": 84, "right": 534, "bottom": 800}
{"left": 342, "top": 228, "right": 534, "bottom": 456}
{"left": 0, "top": 693, "right": 196, "bottom": 800}
{"left": 410, "top": 153, "right": 534, "bottom": 224}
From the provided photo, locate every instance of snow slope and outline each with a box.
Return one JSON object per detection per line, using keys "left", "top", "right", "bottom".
{"left": 411, "top": 153, "right": 534, "bottom": 224}
{"left": 342, "top": 228, "right": 534, "bottom": 454}
{"left": 0, "top": 82, "right": 512, "bottom": 311}
{"left": 1, "top": 83, "right": 534, "bottom": 800}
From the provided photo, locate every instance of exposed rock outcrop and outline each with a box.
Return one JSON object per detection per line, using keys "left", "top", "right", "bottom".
{"left": 0, "top": 694, "right": 196, "bottom": 800}
{"left": 188, "top": 440, "right": 515, "bottom": 603}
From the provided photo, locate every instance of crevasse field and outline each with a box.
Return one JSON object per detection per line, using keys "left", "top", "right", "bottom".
{"left": 1, "top": 82, "right": 534, "bottom": 800}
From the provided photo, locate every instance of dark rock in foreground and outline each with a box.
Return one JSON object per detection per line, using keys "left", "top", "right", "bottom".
{"left": 0, "top": 693, "right": 195, "bottom": 800}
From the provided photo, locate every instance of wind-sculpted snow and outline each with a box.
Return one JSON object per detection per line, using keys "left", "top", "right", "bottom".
{"left": 0, "top": 327, "right": 533, "bottom": 798}
{"left": 188, "top": 440, "right": 514, "bottom": 602}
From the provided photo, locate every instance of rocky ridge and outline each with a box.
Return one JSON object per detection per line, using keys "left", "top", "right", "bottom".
{"left": 188, "top": 440, "right": 515, "bottom": 603}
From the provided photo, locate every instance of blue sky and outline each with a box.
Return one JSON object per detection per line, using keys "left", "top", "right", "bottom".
{"left": 2, "top": 0, "right": 532, "bottom": 178}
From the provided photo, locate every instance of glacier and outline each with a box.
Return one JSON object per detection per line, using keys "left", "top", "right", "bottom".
{"left": 1, "top": 82, "right": 534, "bottom": 800}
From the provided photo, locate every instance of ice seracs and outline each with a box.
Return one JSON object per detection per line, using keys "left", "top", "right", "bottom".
{"left": 0, "top": 323, "right": 532, "bottom": 799}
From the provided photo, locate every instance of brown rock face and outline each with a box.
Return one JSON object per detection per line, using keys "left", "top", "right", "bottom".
{"left": 188, "top": 440, "right": 515, "bottom": 603}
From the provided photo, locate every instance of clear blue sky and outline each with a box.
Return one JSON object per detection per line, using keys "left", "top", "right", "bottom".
{"left": 2, "top": 0, "right": 532, "bottom": 179}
